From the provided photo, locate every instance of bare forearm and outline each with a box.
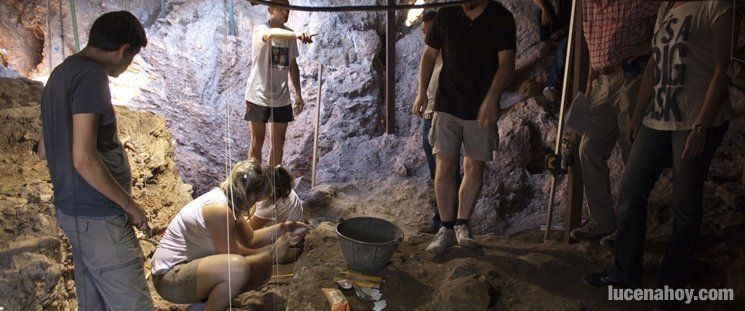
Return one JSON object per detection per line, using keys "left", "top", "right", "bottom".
{"left": 249, "top": 224, "right": 283, "bottom": 248}
{"left": 483, "top": 63, "right": 513, "bottom": 107}
{"left": 226, "top": 237, "right": 263, "bottom": 256}
{"left": 290, "top": 64, "right": 302, "bottom": 98}
{"left": 417, "top": 52, "right": 437, "bottom": 97}
{"left": 695, "top": 69, "right": 729, "bottom": 126}
{"left": 73, "top": 153, "right": 135, "bottom": 212}
{"left": 236, "top": 217, "right": 254, "bottom": 247}
{"left": 263, "top": 28, "right": 299, "bottom": 42}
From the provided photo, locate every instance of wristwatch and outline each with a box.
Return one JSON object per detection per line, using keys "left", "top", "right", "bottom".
{"left": 693, "top": 124, "right": 707, "bottom": 134}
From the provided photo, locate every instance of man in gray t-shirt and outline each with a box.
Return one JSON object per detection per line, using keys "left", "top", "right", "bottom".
{"left": 41, "top": 55, "right": 133, "bottom": 217}
{"left": 38, "top": 11, "right": 153, "bottom": 310}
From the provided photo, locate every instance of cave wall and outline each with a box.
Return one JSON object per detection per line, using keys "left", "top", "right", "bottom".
{"left": 0, "top": 0, "right": 743, "bottom": 236}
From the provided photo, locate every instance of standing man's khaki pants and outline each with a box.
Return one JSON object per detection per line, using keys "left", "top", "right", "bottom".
{"left": 579, "top": 69, "right": 641, "bottom": 231}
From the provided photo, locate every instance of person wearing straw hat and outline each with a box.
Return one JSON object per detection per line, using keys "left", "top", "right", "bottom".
{"left": 150, "top": 160, "right": 310, "bottom": 310}
{"left": 245, "top": 0, "right": 314, "bottom": 166}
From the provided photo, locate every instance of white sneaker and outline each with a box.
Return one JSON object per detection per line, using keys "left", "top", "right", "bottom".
{"left": 425, "top": 227, "right": 455, "bottom": 256}
{"left": 454, "top": 224, "right": 478, "bottom": 248}
{"left": 543, "top": 86, "right": 558, "bottom": 102}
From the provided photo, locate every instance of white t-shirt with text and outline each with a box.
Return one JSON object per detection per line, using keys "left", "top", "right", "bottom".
{"left": 245, "top": 22, "right": 299, "bottom": 107}
{"left": 643, "top": 1, "right": 733, "bottom": 131}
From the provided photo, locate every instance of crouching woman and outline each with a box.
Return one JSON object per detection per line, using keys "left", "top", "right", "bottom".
{"left": 150, "top": 160, "right": 309, "bottom": 310}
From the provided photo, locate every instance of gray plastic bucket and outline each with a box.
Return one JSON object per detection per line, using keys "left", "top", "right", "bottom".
{"left": 336, "top": 217, "right": 404, "bottom": 273}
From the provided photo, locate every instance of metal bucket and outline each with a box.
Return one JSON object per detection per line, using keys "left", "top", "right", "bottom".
{"left": 336, "top": 217, "right": 404, "bottom": 273}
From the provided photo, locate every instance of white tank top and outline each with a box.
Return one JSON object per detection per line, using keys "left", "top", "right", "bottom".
{"left": 151, "top": 188, "right": 227, "bottom": 275}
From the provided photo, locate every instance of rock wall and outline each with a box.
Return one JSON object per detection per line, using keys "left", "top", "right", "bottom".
{"left": 0, "top": 77, "right": 192, "bottom": 310}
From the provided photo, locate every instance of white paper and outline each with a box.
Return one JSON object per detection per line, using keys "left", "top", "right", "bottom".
{"left": 370, "top": 288, "right": 383, "bottom": 301}
{"left": 564, "top": 92, "right": 590, "bottom": 135}
{"left": 373, "top": 300, "right": 387, "bottom": 311}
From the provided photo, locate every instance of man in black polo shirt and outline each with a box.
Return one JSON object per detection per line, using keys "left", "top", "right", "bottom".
{"left": 413, "top": 0, "right": 516, "bottom": 256}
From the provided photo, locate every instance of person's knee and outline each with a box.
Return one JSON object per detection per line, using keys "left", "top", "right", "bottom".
{"left": 436, "top": 156, "right": 458, "bottom": 178}
{"left": 578, "top": 140, "right": 604, "bottom": 163}
{"left": 251, "top": 133, "right": 265, "bottom": 145}
{"left": 271, "top": 133, "right": 287, "bottom": 147}
{"left": 272, "top": 138, "right": 286, "bottom": 149}
{"left": 463, "top": 159, "right": 484, "bottom": 177}
{"left": 616, "top": 189, "right": 647, "bottom": 220}
{"left": 224, "top": 255, "right": 252, "bottom": 291}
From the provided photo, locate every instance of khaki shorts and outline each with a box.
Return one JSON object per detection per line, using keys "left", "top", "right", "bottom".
{"left": 153, "top": 259, "right": 203, "bottom": 304}
{"left": 429, "top": 112, "right": 499, "bottom": 162}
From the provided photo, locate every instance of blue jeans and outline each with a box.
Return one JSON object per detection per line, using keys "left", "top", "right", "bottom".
{"left": 422, "top": 118, "right": 460, "bottom": 228}
{"left": 548, "top": 37, "right": 568, "bottom": 89}
{"left": 608, "top": 122, "right": 728, "bottom": 287}
{"left": 534, "top": 0, "right": 571, "bottom": 41}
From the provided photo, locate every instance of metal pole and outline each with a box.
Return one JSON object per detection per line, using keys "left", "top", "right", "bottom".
{"left": 159, "top": 0, "right": 166, "bottom": 18}
{"left": 545, "top": 0, "right": 579, "bottom": 243}
{"left": 311, "top": 64, "right": 323, "bottom": 188}
{"left": 68, "top": 0, "right": 80, "bottom": 52}
{"left": 385, "top": 0, "right": 396, "bottom": 134}
{"left": 46, "top": 0, "right": 53, "bottom": 71}
{"left": 58, "top": 0, "right": 66, "bottom": 59}
{"left": 733, "top": 0, "right": 744, "bottom": 64}
{"left": 229, "top": 0, "right": 236, "bottom": 36}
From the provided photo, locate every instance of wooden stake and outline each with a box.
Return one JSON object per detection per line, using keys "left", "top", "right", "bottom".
{"left": 545, "top": 0, "right": 579, "bottom": 243}
{"left": 311, "top": 64, "right": 323, "bottom": 188}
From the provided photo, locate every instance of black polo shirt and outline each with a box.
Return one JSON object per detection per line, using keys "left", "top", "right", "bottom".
{"left": 426, "top": 1, "right": 516, "bottom": 120}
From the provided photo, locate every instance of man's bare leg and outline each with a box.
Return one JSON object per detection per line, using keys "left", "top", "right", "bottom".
{"left": 458, "top": 157, "right": 485, "bottom": 220}
{"left": 426, "top": 152, "right": 459, "bottom": 255}
{"left": 249, "top": 121, "right": 266, "bottom": 162}
{"left": 453, "top": 156, "right": 484, "bottom": 248}
{"left": 268, "top": 122, "right": 289, "bottom": 166}
{"left": 435, "top": 153, "right": 459, "bottom": 222}
{"left": 186, "top": 252, "right": 273, "bottom": 311}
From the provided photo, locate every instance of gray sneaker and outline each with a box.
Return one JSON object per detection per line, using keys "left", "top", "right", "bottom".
{"left": 570, "top": 222, "right": 616, "bottom": 241}
{"left": 426, "top": 227, "right": 455, "bottom": 256}
{"left": 454, "top": 224, "right": 479, "bottom": 248}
